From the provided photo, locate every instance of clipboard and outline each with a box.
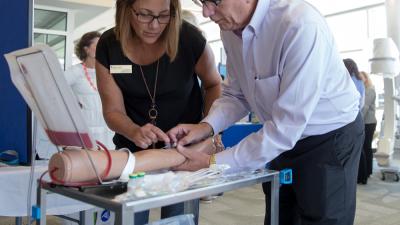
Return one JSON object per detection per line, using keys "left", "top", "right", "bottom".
{"left": 4, "top": 44, "right": 96, "bottom": 149}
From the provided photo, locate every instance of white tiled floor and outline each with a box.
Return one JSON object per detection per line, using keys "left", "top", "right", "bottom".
{"left": 156, "top": 155, "right": 400, "bottom": 225}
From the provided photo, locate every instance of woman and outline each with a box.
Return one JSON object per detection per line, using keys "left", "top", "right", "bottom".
{"left": 360, "top": 71, "right": 377, "bottom": 180}
{"left": 343, "top": 58, "right": 365, "bottom": 110}
{"left": 343, "top": 58, "right": 367, "bottom": 184}
{"left": 65, "top": 31, "right": 115, "bottom": 149}
{"left": 95, "top": 0, "right": 222, "bottom": 224}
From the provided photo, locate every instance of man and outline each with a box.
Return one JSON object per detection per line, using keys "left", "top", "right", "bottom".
{"left": 168, "top": 0, "right": 364, "bottom": 224}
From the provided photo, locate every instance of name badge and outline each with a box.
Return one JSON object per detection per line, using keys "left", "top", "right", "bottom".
{"left": 110, "top": 65, "right": 132, "bottom": 74}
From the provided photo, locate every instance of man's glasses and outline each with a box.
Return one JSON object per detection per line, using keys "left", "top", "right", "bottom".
{"left": 192, "top": 0, "right": 222, "bottom": 7}
{"left": 132, "top": 9, "right": 171, "bottom": 24}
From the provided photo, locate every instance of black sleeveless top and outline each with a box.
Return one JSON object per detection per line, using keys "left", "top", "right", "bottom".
{"left": 96, "top": 21, "right": 206, "bottom": 152}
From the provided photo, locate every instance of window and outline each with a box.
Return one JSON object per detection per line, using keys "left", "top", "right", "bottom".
{"left": 327, "top": 11, "right": 368, "bottom": 51}
{"left": 33, "top": 7, "right": 70, "bottom": 69}
{"left": 34, "top": 9, "right": 67, "bottom": 31}
{"left": 368, "top": 6, "right": 386, "bottom": 39}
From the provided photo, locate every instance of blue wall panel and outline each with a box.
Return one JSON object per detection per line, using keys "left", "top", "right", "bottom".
{"left": 0, "top": 0, "right": 32, "bottom": 164}
{"left": 222, "top": 124, "right": 262, "bottom": 148}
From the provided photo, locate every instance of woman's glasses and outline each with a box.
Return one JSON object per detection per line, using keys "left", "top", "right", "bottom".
{"left": 132, "top": 9, "right": 171, "bottom": 24}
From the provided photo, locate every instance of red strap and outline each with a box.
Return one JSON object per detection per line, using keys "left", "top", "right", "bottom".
{"left": 96, "top": 140, "right": 112, "bottom": 180}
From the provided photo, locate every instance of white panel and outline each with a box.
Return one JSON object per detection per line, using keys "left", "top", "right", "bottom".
{"left": 386, "top": 0, "right": 400, "bottom": 49}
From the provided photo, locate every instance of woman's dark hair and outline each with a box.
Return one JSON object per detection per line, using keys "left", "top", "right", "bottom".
{"left": 75, "top": 31, "right": 101, "bottom": 61}
{"left": 343, "top": 58, "right": 362, "bottom": 80}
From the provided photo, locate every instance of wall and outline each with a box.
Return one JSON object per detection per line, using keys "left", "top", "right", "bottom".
{"left": 0, "top": 0, "right": 33, "bottom": 164}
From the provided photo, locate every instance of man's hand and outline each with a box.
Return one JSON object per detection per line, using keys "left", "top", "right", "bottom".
{"left": 185, "top": 137, "right": 217, "bottom": 155}
{"left": 172, "top": 144, "right": 211, "bottom": 171}
{"left": 167, "top": 122, "right": 213, "bottom": 146}
{"left": 130, "top": 123, "right": 170, "bottom": 149}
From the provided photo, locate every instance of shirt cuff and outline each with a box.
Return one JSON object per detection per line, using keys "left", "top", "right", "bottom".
{"left": 202, "top": 116, "right": 223, "bottom": 137}
{"left": 215, "top": 147, "right": 238, "bottom": 168}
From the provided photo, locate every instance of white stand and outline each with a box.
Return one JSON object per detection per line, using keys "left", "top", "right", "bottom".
{"left": 380, "top": 166, "right": 400, "bottom": 181}
{"left": 375, "top": 78, "right": 400, "bottom": 182}
{"left": 370, "top": 38, "right": 400, "bottom": 182}
{"left": 376, "top": 76, "right": 397, "bottom": 167}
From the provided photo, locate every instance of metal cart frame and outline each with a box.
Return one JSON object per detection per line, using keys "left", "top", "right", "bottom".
{"left": 37, "top": 169, "right": 280, "bottom": 225}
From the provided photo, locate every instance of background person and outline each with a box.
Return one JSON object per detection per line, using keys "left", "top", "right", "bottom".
{"left": 344, "top": 58, "right": 365, "bottom": 110}
{"left": 169, "top": 0, "right": 364, "bottom": 224}
{"left": 343, "top": 58, "right": 368, "bottom": 184}
{"left": 360, "top": 71, "right": 377, "bottom": 180}
{"left": 95, "top": 0, "right": 222, "bottom": 224}
{"left": 64, "top": 31, "right": 115, "bottom": 150}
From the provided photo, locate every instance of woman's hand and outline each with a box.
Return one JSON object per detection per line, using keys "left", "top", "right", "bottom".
{"left": 131, "top": 123, "right": 170, "bottom": 149}
{"left": 167, "top": 122, "right": 213, "bottom": 146}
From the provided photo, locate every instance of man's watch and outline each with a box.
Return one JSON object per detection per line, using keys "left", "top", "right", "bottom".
{"left": 213, "top": 135, "right": 225, "bottom": 153}
{"left": 209, "top": 154, "right": 216, "bottom": 167}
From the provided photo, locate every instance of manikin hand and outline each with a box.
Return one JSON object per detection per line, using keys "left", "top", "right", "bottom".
{"left": 131, "top": 123, "right": 170, "bottom": 149}
{"left": 167, "top": 123, "right": 213, "bottom": 146}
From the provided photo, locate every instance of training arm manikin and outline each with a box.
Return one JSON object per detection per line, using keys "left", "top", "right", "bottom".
{"left": 48, "top": 138, "right": 217, "bottom": 185}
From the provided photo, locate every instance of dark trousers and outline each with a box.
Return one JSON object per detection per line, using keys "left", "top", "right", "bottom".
{"left": 363, "top": 123, "right": 376, "bottom": 176}
{"left": 134, "top": 200, "right": 199, "bottom": 225}
{"left": 357, "top": 148, "right": 368, "bottom": 184}
{"left": 264, "top": 114, "right": 364, "bottom": 225}
{"left": 358, "top": 123, "right": 376, "bottom": 183}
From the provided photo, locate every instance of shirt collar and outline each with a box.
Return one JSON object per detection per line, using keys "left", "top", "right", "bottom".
{"left": 246, "top": 0, "right": 270, "bottom": 37}
{"left": 233, "top": 29, "right": 243, "bottom": 38}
